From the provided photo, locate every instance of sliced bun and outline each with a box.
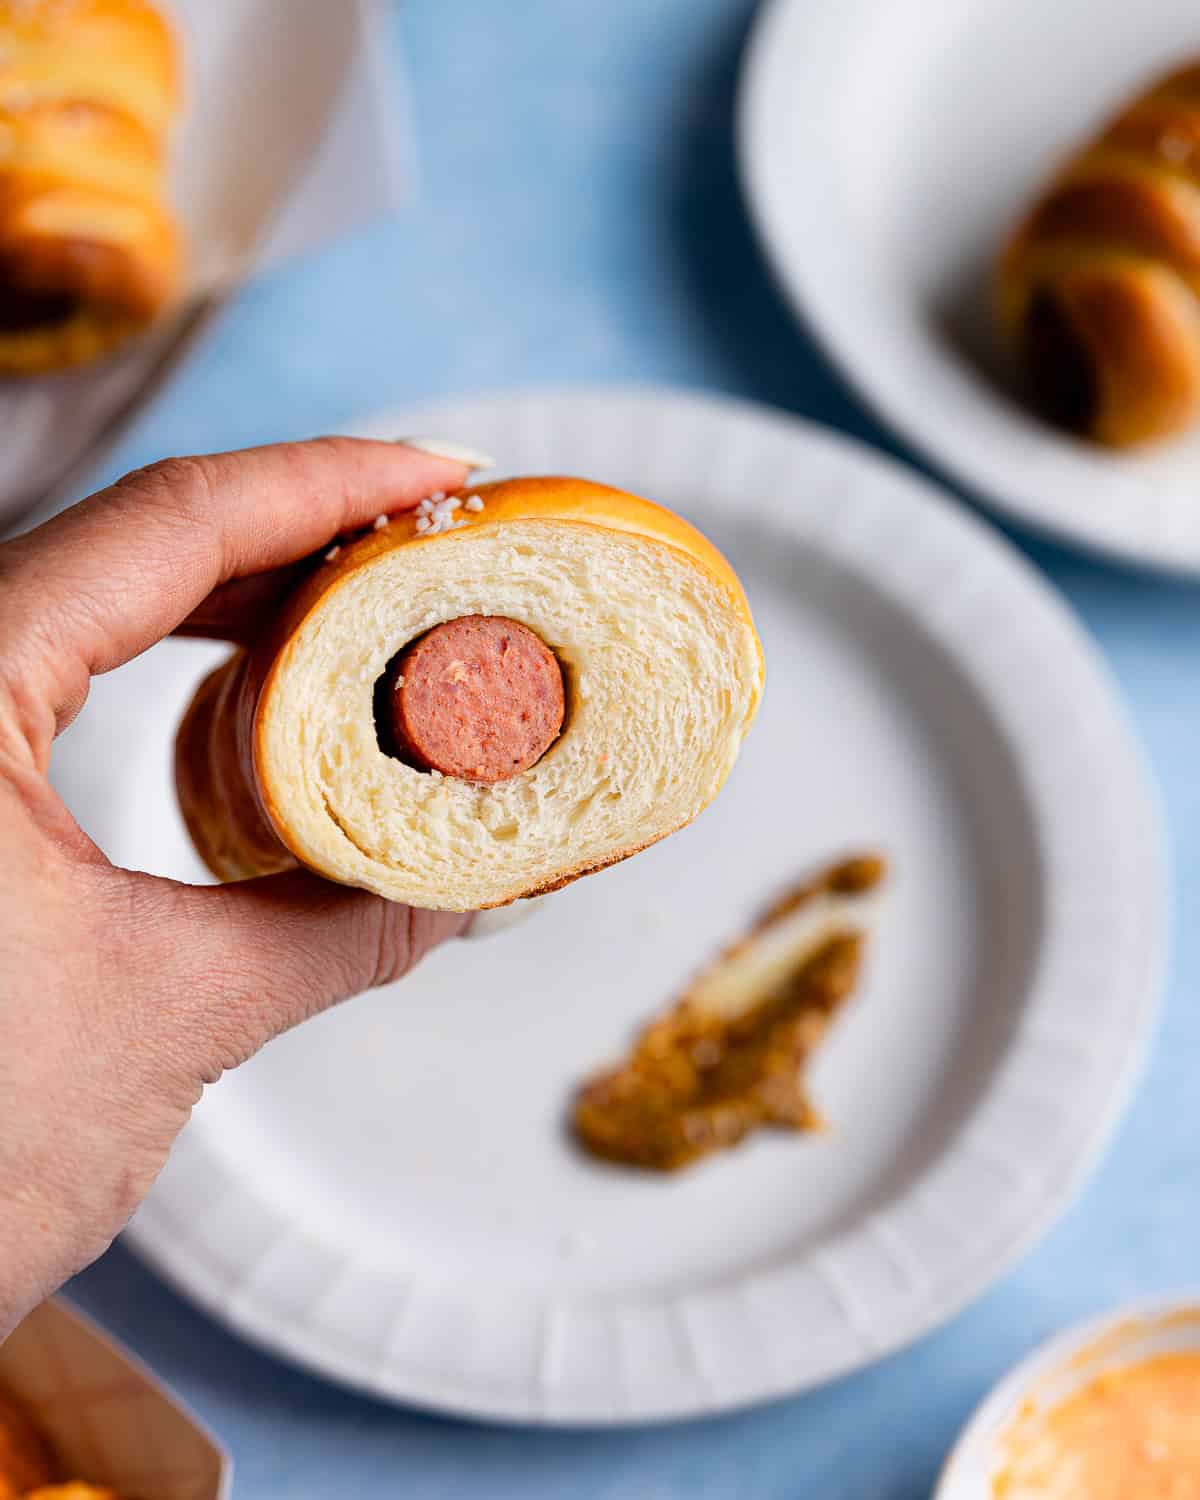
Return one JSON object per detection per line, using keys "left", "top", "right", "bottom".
{"left": 176, "top": 476, "right": 764, "bottom": 911}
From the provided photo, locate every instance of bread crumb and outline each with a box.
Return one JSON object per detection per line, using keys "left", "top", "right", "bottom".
{"left": 323, "top": 545, "right": 341, "bottom": 561}
{"left": 373, "top": 513, "right": 390, "bottom": 530}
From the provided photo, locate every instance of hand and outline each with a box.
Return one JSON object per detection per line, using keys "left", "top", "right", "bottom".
{"left": 0, "top": 438, "right": 475, "bottom": 1338}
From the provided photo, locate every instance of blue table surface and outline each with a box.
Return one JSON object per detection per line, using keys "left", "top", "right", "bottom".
{"left": 62, "top": 0, "right": 1200, "bottom": 1494}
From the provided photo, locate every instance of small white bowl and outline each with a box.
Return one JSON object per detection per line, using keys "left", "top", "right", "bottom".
{"left": 740, "top": 0, "right": 1200, "bottom": 573}
{"left": 936, "top": 1296, "right": 1200, "bottom": 1499}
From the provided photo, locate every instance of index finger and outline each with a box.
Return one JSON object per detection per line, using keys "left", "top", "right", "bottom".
{"left": 0, "top": 436, "right": 471, "bottom": 689}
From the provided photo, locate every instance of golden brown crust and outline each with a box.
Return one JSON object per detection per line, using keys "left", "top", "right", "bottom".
{"left": 257, "top": 476, "right": 759, "bottom": 659}
{"left": 0, "top": 0, "right": 183, "bottom": 374}
{"left": 176, "top": 475, "right": 763, "bottom": 906}
{"left": 998, "top": 56, "right": 1200, "bottom": 445}
{"left": 174, "top": 652, "right": 296, "bottom": 884}
{"left": 507, "top": 831, "right": 666, "bottom": 905}
{"left": 24, "top": 1487, "right": 119, "bottom": 1500}
{"left": 0, "top": 1387, "right": 57, "bottom": 1493}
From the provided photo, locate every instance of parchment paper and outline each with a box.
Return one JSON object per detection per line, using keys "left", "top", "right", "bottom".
{"left": 0, "top": 0, "right": 406, "bottom": 527}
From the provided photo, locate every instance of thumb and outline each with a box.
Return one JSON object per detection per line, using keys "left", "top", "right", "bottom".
{"left": 168, "top": 870, "right": 470, "bottom": 1078}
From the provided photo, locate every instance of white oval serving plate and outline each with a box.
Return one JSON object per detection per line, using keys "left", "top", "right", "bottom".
{"left": 739, "top": 0, "right": 1200, "bottom": 573}
{"left": 50, "top": 388, "right": 1167, "bottom": 1423}
{"left": 936, "top": 1295, "right": 1200, "bottom": 1498}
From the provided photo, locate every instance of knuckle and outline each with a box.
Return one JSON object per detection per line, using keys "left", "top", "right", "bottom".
{"left": 282, "top": 436, "right": 360, "bottom": 503}
{"left": 368, "top": 904, "right": 453, "bottom": 989}
{"left": 369, "top": 901, "right": 419, "bottom": 989}
{"left": 304, "top": 433, "right": 352, "bottom": 460}
{"left": 115, "top": 453, "right": 221, "bottom": 522}
{"left": 303, "top": 434, "right": 367, "bottom": 470}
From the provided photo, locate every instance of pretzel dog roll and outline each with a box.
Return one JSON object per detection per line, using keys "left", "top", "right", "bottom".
{"left": 176, "top": 477, "right": 764, "bottom": 912}
{"left": 0, "top": 1388, "right": 56, "bottom": 1493}
{"left": 0, "top": 0, "right": 182, "bottom": 374}
{"left": 998, "top": 59, "right": 1200, "bottom": 446}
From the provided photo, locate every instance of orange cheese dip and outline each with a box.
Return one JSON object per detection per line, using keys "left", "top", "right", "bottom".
{"left": 994, "top": 1353, "right": 1200, "bottom": 1499}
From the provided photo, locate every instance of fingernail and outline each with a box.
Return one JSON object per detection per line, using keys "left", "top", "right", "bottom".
{"left": 463, "top": 898, "right": 547, "bottom": 941}
{"left": 398, "top": 436, "right": 496, "bottom": 471}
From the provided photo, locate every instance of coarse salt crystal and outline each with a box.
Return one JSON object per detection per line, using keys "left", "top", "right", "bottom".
{"left": 412, "top": 490, "right": 487, "bottom": 534}
{"left": 324, "top": 545, "right": 341, "bottom": 561}
{"left": 373, "top": 513, "right": 389, "bottom": 530}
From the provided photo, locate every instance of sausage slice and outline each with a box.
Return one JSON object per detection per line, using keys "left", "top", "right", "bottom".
{"left": 383, "top": 615, "right": 564, "bottom": 782}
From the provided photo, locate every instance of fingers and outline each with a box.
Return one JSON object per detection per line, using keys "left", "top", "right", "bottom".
{"left": 172, "top": 562, "right": 312, "bottom": 646}
{"left": 171, "top": 443, "right": 494, "bottom": 647}
{"left": 0, "top": 437, "right": 470, "bottom": 726}
{"left": 167, "top": 871, "right": 470, "bottom": 1076}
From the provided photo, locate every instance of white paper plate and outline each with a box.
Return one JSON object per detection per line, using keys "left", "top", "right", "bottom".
{"left": 936, "top": 1295, "right": 1200, "bottom": 1497}
{"left": 50, "top": 389, "right": 1166, "bottom": 1424}
{"left": 739, "top": 0, "right": 1200, "bottom": 573}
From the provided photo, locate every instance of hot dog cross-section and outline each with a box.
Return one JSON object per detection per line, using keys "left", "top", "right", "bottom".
{"left": 175, "top": 475, "right": 764, "bottom": 912}
{"left": 381, "top": 615, "right": 566, "bottom": 782}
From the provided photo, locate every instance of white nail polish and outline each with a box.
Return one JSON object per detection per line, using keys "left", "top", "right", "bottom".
{"left": 464, "top": 898, "right": 547, "bottom": 941}
{"left": 398, "top": 437, "right": 496, "bottom": 472}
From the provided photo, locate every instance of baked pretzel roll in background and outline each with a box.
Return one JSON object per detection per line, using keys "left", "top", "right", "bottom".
{"left": 176, "top": 477, "right": 764, "bottom": 913}
{"left": 998, "top": 59, "right": 1200, "bottom": 447}
{"left": 0, "top": 0, "right": 182, "bottom": 374}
